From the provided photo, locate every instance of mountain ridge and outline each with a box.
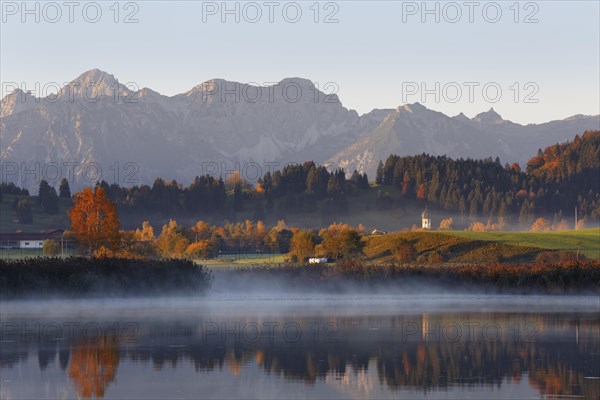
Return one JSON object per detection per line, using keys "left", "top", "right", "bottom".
{"left": 1, "top": 69, "right": 599, "bottom": 189}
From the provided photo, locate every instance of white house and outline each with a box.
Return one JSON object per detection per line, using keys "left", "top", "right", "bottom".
{"left": 308, "top": 257, "right": 329, "bottom": 264}
{"left": 20, "top": 240, "right": 44, "bottom": 249}
{"left": 370, "top": 228, "right": 388, "bottom": 236}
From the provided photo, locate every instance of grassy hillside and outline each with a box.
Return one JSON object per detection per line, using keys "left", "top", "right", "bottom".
{"left": 363, "top": 231, "right": 545, "bottom": 264}
{"left": 0, "top": 194, "right": 71, "bottom": 232}
{"left": 443, "top": 229, "right": 600, "bottom": 260}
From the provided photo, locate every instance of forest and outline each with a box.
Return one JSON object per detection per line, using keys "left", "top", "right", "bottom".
{"left": 1, "top": 131, "right": 599, "bottom": 230}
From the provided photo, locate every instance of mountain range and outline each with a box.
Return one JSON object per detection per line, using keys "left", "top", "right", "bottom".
{"left": 1, "top": 69, "right": 598, "bottom": 189}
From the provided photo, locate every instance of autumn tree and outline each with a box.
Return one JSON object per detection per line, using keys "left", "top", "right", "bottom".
{"left": 135, "top": 221, "right": 155, "bottom": 241}
{"left": 156, "top": 219, "right": 190, "bottom": 257}
{"left": 225, "top": 171, "right": 247, "bottom": 190}
{"left": 316, "top": 223, "right": 364, "bottom": 259}
{"left": 553, "top": 219, "right": 570, "bottom": 231}
{"left": 185, "top": 240, "right": 213, "bottom": 259}
{"left": 68, "top": 187, "right": 121, "bottom": 256}
{"left": 468, "top": 221, "right": 486, "bottom": 232}
{"left": 289, "top": 230, "right": 316, "bottom": 262}
{"left": 190, "top": 220, "right": 212, "bottom": 242}
{"left": 438, "top": 218, "right": 454, "bottom": 230}
{"left": 530, "top": 218, "right": 551, "bottom": 232}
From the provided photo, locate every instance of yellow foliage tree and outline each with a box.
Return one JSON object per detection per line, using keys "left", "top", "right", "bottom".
{"left": 135, "top": 221, "right": 155, "bottom": 241}
{"left": 156, "top": 219, "right": 189, "bottom": 257}
{"left": 190, "top": 220, "right": 212, "bottom": 241}
{"left": 185, "top": 240, "right": 213, "bottom": 258}
{"left": 289, "top": 230, "right": 316, "bottom": 262}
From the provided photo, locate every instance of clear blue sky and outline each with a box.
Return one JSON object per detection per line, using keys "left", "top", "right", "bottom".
{"left": 1, "top": 1, "right": 599, "bottom": 123}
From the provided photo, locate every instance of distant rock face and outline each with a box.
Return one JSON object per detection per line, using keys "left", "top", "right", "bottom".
{"left": 472, "top": 107, "right": 504, "bottom": 124}
{"left": 329, "top": 105, "right": 600, "bottom": 178}
{"left": 1, "top": 69, "right": 599, "bottom": 190}
{"left": 0, "top": 70, "right": 375, "bottom": 189}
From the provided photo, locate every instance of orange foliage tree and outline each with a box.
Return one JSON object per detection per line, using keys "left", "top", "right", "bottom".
{"left": 531, "top": 218, "right": 551, "bottom": 232}
{"left": 68, "top": 187, "right": 121, "bottom": 256}
{"left": 468, "top": 221, "right": 486, "bottom": 232}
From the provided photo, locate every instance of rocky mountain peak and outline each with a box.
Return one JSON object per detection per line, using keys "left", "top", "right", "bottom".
{"left": 59, "top": 68, "right": 131, "bottom": 99}
{"left": 473, "top": 107, "right": 504, "bottom": 124}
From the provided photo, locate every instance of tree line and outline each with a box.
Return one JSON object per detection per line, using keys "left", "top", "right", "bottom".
{"left": 2, "top": 131, "right": 598, "bottom": 227}
{"left": 374, "top": 130, "right": 600, "bottom": 225}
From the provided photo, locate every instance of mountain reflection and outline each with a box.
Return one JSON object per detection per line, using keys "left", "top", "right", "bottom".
{"left": 1, "top": 312, "right": 598, "bottom": 399}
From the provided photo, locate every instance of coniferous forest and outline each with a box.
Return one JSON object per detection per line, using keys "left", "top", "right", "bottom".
{"left": 1, "top": 131, "right": 598, "bottom": 228}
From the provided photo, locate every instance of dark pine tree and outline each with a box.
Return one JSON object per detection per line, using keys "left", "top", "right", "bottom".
{"left": 59, "top": 178, "right": 71, "bottom": 198}
{"left": 375, "top": 161, "right": 384, "bottom": 185}
{"left": 233, "top": 183, "right": 244, "bottom": 212}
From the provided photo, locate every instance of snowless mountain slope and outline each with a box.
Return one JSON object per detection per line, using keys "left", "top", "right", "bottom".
{"left": 329, "top": 105, "right": 600, "bottom": 177}
{"left": 1, "top": 69, "right": 598, "bottom": 189}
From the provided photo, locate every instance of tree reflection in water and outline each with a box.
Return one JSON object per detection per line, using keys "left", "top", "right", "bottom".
{"left": 68, "top": 335, "right": 120, "bottom": 399}
{"left": 0, "top": 312, "right": 597, "bottom": 399}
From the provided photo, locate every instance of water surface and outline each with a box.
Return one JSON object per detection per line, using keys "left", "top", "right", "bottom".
{"left": 1, "top": 295, "right": 598, "bottom": 399}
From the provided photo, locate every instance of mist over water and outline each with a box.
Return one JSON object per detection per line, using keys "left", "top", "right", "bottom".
{"left": 1, "top": 274, "right": 599, "bottom": 400}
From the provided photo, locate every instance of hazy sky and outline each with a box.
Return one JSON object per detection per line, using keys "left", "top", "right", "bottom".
{"left": 1, "top": 1, "right": 599, "bottom": 123}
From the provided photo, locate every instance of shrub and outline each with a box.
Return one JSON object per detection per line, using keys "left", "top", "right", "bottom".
{"left": 468, "top": 221, "right": 486, "bottom": 232}
{"left": 393, "top": 243, "right": 417, "bottom": 263}
{"left": 438, "top": 218, "right": 454, "bottom": 230}
{"left": 42, "top": 240, "right": 60, "bottom": 256}
{"left": 531, "top": 218, "right": 551, "bottom": 232}
{"left": 427, "top": 251, "right": 445, "bottom": 264}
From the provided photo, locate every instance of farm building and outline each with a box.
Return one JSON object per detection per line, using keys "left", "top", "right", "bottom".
{"left": 0, "top": 230, "right": 65, "bottom": 249}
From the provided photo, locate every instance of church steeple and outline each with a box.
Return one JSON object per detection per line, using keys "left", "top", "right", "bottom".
{"left": 421, "top": 204, "right": 431, "bottom": 229}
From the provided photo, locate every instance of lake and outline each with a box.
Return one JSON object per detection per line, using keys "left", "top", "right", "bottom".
{"left": 1, "top": 295, "right": 598, "bottom": 399}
